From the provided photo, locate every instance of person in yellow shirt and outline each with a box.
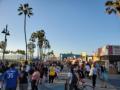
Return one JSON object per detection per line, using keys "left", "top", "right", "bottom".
{"left": 49, "top": 64, "right": 56, "bottom": 83}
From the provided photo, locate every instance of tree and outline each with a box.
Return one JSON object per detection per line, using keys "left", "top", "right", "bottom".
{"left": 43, "top": 39, "right": 51, "bottom": 60}
{"left": 47, "top": 50, "right": 54, "bottom": 60}
{"left": 16, "top": 49, "right": 25, "bottom": 55}
{"left": 27, "top": 41, "right": 36, "bottom": 60}
{"left": 105, "top": 0, "right": 120, "bottom": 15}
{"left": 30, "top": 30, "right": 46, "bottom": 60}
{"left": 18, "top": 3, "right": 33, "bottom": 61}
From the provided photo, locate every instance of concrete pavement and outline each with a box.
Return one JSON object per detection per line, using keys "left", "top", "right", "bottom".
{"left": 84, "top": 78, "right": 117, "bottom": 90}
{"left": 57, "top": 72, "right": 118, "bottom": 90}
{"left": 37, "top": 78, "right": 117, "bottom": 90}
{"left": 37, "top": 73, "right": 118, "bottom": 90}
{"left": 17, "top": 68, "right": 120, "bottom": 90}
{"left": 17, "top": 74, "right": 118, "bottom": 90}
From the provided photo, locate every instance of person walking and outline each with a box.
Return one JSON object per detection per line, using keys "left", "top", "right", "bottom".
{"left": 85, "top": 63, "right": 90, "bottom": 78}
{"left": 31, "top": 67, "right": 40, "bottom": 90}
{"left": 100, "top": 65, "right": 108, "bottom": 88}
{"left": 0, "top": 64, "right": 4, "bottom": 90}
{"left": 3, "top": 63, "right": 19, "bottom": 90}
{"left": 43, "top": 65, "right": 48, "bottom": 83}
{"left": 89, "top": 64, "right": 97, "bottom": 89}
{"left": 69, "top": 66, "right": 79, "bottom": 90}
{"left": 49, "top": 64, "right": 56, "bottom": 83}
{"left": 19, "top": 66, "right": 28, "bottom": 90}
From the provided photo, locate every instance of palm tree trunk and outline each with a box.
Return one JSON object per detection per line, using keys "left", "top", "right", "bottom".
{"left": 24, "top": 14, "right": 27, "bottom": 61}
{"left": 40, "top": 48, "right": 42, "bottom": 60}
{"left": 47, "top": 48, "right": 50, "bottom": 60}
{"left": 37, "top": 44, "right": 40, "bottom": 59}
{"left": 44, "top": 48, "right": 46, "bottom": 61}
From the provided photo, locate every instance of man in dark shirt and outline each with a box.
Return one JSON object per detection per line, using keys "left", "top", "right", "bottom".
{"left": 19, "top": 66, "right": 28, "bottom": 90}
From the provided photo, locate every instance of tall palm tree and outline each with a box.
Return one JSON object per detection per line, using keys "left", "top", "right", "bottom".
{"left": 105, "top": 0, "right": 120, "bottom": 15}
{"left": 18, "top": 3, "right": 33, "bottom": 61}
{"left": 30, "top": 30, "right": 45, "bottom": 60}
{"left": 28, "top": 42, "right": 36, "bottom": 60}
{"left": 37, "top": 30, "right": 45, "bottom": 60}
{"left": 43, "top": 39, "right": 51, "bottom": 60}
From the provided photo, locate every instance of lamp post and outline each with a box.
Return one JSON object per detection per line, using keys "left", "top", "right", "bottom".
{"left": 1, "top": 25, "right": 10, "bottom": 61}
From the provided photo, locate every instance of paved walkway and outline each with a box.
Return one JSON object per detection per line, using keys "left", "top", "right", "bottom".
{"left": 57, "top": 72, "right": 118, "bottom": 90}
{"left": 36, "top": 78, "right": 117, "bottom": 90}
{"left": 84, "top": 78, "right": 117, "bottom": 90}
{"left": 14, "top": 72, "right": 119, "bottom": 90}
{"left": 15, "top": 66, "right": 120, "bottom": 90}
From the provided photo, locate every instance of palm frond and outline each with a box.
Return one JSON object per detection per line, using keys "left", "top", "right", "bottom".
{"left": 18, "top": 12, "right": 23, "bottom": 15}
{"left": 116, "top": 6, "right": 120, "bottom": 12}
{"left": 106, "top": 7, "right": 116, "bottom": 14}
{"left": 111, "top": 8, "right": 117, "bottom": 14}
{"left": 28, "top": 14, "right": 30, "bottom": 18}
{"left": 24, "top": 3, "right": 29, "bottom": 8}
{"left": 29, "top": 12, "right": 33, "bottom": 16}
{"left": 29, "top": 7, "right": 32, "bottom": 10}
{"left": 40, "top": 30, "right": 45, "bottom": 34}
{"left": 106, "top": 8, "right": 112, "bottom": 14}
{"left": 29, "top": 38, "right": 35, "bottom": 42}
{"left": 20, "top": 4, "right": 23, "bottom": 8}
{"left": 19, "top": 4, "right": 23, "bottom": 10}
{"left": 105, "top": 1, "right": 113, "bottom": 6}
{"left": 18, "top": 8, "right": 21, "bottom": 11}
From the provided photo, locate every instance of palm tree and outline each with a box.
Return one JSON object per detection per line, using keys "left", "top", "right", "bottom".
{"left": 18, "top": 3, "right": 33, "bottom": 61}
{"left": 47, "top": 50, "right": 54, "bottom": 60}
{"left": 105, "top": 0, "right": 120, "bottom": 15}
{"left": 37, "top": 30, "right": 45, "bottom": 60}
{"left": 27, "top": 42, "right": 36, "bottom": 60}
{"left": 30, "top": 30, "right": 45, "bottom": 60}
{"left": 43, "top": 39, "right": 51, "bottom": 60}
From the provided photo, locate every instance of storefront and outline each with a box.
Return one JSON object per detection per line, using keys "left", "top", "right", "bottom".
{"left": 97, "top": 45, "right": 120, "bottom": 73}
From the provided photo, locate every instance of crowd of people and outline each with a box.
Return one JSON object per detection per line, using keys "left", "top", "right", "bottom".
{"left": 0, "top": 60, "right": 109, "bottom": 90}
{"left": 66, "top": 60, "right": 109, "bottom": 90}
{"left": 0, "top": 61, "right": 64, "bottom": 90}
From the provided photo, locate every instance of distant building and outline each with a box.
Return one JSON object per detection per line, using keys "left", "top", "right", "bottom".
{"left": 60, "top": 53, "right": 80, "bottom": 60}
{"left": 0, "top": 52, "right": 25, "bottom": 60}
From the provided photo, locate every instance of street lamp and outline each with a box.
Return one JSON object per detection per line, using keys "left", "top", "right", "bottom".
{"left": 1, "top": 25, "right": 10, "bottom": 61}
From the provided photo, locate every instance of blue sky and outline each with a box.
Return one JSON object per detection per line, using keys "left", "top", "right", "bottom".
{"left": 0, "top": 0, "right": 120, "bottom": 56}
